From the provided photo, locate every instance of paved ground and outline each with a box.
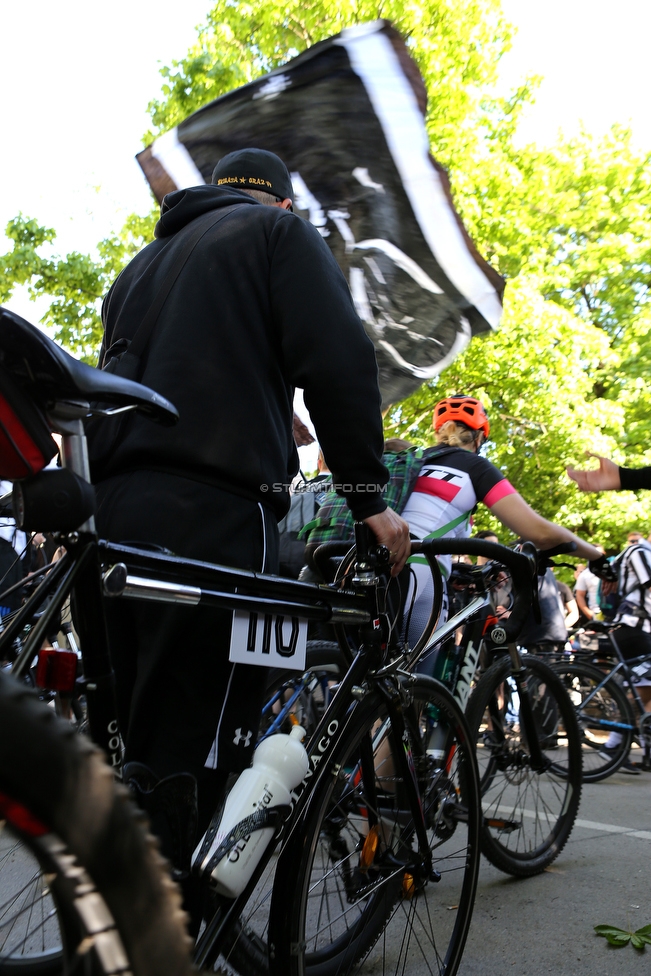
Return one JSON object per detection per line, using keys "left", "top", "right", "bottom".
{"left": 460, "top": 764, "right": 651, "bottom": 976}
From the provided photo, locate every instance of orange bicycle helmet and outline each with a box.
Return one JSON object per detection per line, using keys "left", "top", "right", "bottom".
{"left": 433, "top": 395, "right": 490, "bottom": 438}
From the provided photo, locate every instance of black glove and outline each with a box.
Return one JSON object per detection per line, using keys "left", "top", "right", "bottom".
{"left": 589, "top": 554, "right": 618, "bottom": 582}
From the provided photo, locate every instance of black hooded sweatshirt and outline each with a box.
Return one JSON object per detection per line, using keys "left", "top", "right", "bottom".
{"left": 99, "top": 184, "right": 388, "bottom": 520}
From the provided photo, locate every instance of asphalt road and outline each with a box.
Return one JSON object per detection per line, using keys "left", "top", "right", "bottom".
{"left": 460, "top": 765, "right": 651, "bottom": 976}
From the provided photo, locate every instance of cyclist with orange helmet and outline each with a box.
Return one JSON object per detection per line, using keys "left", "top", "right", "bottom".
{"left": 401, "top": 395, "right": 603, "bottom": 665}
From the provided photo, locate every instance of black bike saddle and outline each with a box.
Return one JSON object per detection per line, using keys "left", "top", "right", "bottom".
{"left": 0, "top": 306, "right": 179, "bottom": 427}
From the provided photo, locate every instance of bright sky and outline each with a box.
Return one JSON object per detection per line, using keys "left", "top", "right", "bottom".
{"left": 499, "top": 0, "right": 651, "bottom": 148}
{"left": 1, "top": 0, "right": 649, "bottom": 327}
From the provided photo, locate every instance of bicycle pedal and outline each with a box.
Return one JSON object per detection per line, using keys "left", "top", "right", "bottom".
{"left": 484, "top": 816, "right": 520, "bottom": 833}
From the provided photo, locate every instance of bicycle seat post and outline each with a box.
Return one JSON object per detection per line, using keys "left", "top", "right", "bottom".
{"left": 49, "top": 401, "right": 96, "bottom": 534}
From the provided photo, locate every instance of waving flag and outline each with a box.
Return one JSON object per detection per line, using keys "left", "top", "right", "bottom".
{"left": 137, "top": 20, "right": 504, "bottom": 407}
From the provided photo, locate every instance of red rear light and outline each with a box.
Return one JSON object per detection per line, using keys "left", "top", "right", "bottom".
{"left": 35, "top": 649, "right": 78, "bottom": 693}
{"left": 0, "top": 791, "right": 49, "bottom": 837}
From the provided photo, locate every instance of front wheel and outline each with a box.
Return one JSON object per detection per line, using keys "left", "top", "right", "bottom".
{"left": 551, "top": 660, "right": 634, "bottom": 782}
{"left": 0, "top": 674, "right": 192, "bottom": 976}
{"left": 467, "top": 655, "right": 582, "bottom": 877}
{"left": 270, "top": 677, "right": 481, "bottom": 976}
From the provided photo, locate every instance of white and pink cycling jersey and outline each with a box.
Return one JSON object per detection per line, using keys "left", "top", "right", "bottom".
{"left": 402, "top": 448, "right": 515, "bottom": 577}
{"left": 401, "top": 448, "right": 516, "bottom": 663}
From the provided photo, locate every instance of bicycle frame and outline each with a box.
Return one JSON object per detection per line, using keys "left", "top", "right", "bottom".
{"left": 261, "top": 668, "right": 334, "bottom": 740}
{"left": 407, "top": 561, "right": 552, "bottom": 772}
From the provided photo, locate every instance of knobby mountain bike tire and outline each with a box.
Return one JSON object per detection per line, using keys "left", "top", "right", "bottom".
{"left": 267, "top": 676, "right": 480, "bottom": 976}
{"left": 0, "top": 674, "right": 193, "bottom": 976}
{"left": 466, "top": 655, "right": 582, "bottom": 877}
{"left": 551, "top": 659, "right": 635, "bottom": 782}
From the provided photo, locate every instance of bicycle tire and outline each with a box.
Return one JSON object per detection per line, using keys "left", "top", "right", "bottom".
{"left": 466, "top": 654, "right": 582, "bottom": 877}
{"left": 213, "top": 641, "right": 347, "bottom": 974}
{"left": 268, "top": 676, "right": 480, "bottom": 976}
{"left": 551, "top": 660, "right": 634, "bottom": 782}
{"left": 0, "top": 674, "right": 192, "bottom": 976}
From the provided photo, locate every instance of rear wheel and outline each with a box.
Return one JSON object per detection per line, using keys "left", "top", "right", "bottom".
{"left": 260, "top": 641, "right": 345, "bottom": 740}
{"left": 551, "top": 660, "right": 634, "bottom": 782}
{"left": 467, "top": 655, "right": 582, "bottom": 877}
{"left": 269, "top": 677, "right": 480, "bottom": 976}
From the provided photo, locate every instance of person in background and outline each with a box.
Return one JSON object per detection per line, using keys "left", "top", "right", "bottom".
{"left": 398, "top": 395, "right": 604, "bottom": 667}
{"left": 556, "top": 575, "right": 579, "bottom": 628}
{"left": 474, "top": 528, "right": 499, "bottom": 566}
{"left": 0, "top": 479, "right": 28, "bottom": 621}
{"left": 517, "top": 564, "right": 570, "bottom": 658}
{"left": 277, "top": 449, "right": 332, "bottom": 578}
{"left": 599, "top": 536, "right": 651, "bottom": 773}
{"left": 568, "top": 455, "right": 651, "bottom": 770}
{"left": 575, "top": 549, "right": 604, "bottom": 624}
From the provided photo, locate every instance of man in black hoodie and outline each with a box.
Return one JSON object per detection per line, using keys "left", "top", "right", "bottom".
{"left": 94, "top": 149, "right": 409, "bottom": 887}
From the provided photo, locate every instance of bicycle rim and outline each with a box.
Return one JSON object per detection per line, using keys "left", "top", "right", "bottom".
{"left": 0, "top": 827, "right": 62, "bottom": 974}
{"left": 552, "top": 660, "right": 634, "bottom": 782}
{"left": 468, "top": 655, "right": 582, "bottom": 877}
{"left": 270, "top": 677, "right": 480, "bottom": 976}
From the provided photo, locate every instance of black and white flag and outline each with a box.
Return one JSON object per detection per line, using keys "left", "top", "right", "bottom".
{"left": 137, "top": 20, "right": 504, "bottom": 406}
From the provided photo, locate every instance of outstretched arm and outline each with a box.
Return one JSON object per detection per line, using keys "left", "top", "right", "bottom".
{"left": 566, "top": 453, "right": 621, "bottom": 492}
{"left": 488, "top": 492, "right": 603, "bottom": 561}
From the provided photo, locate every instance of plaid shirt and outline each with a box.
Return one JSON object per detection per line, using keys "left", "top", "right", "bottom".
{"left": 301, "top": 446, "right": 455, "bottom": 547}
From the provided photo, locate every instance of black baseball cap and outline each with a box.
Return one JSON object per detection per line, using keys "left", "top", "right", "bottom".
{"left": 211, "top": 148, "right": 294, "bottom": 204}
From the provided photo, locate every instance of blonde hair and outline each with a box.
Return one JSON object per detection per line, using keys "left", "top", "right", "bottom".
{"left": 435, "top": 421, "right": 479, "bottom": 450}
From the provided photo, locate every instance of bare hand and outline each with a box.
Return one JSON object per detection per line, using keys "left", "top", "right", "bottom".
{"left": 363, "top": 507, "right": 411, "bottom": 576}
{"left": 566, "top": 453, "right": 621, "bottom": 492}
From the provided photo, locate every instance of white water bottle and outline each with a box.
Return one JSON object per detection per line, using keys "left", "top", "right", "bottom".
{"left": 193, "top": 726, "right": 309, "bottom": 898}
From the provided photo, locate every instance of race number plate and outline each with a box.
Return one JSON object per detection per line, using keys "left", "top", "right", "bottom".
{"left": 229, "top": 610, "right": 308, "bottom": 670}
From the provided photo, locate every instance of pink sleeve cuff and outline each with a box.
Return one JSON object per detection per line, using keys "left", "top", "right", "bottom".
{"left": 483, "top": 480, "right": 517, "bottom": 508}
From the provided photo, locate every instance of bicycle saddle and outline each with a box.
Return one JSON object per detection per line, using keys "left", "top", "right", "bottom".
{"left": 0, "top": 306, "right": 179, "bottom": 426}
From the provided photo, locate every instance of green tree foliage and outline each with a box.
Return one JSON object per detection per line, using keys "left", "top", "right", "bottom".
{"left": 144, "top": 0, "right": 519, "bottom": 152}
{"left": 0, "top": 210, "right": 157, "bottom": 360}
{"left": 386, "top": 279, "right": 650, "bottom": 547}
{"left": 2, "top": 0, "right": 650, "bottom": 544}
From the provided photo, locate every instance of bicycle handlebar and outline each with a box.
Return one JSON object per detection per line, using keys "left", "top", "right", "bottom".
{"left": 412, "top": 538, "right": 537, "bottom": 643}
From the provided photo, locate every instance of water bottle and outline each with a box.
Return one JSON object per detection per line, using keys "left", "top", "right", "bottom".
{"left": 193, "top": 725, "right": 309, "bottom": 898}
{"left": 426, "top": 639, "right": 461, "bottom": 760}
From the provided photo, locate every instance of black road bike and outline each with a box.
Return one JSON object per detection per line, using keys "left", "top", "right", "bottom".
{"left": 0, "top": 307, "right": 538, "bottom": 976}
